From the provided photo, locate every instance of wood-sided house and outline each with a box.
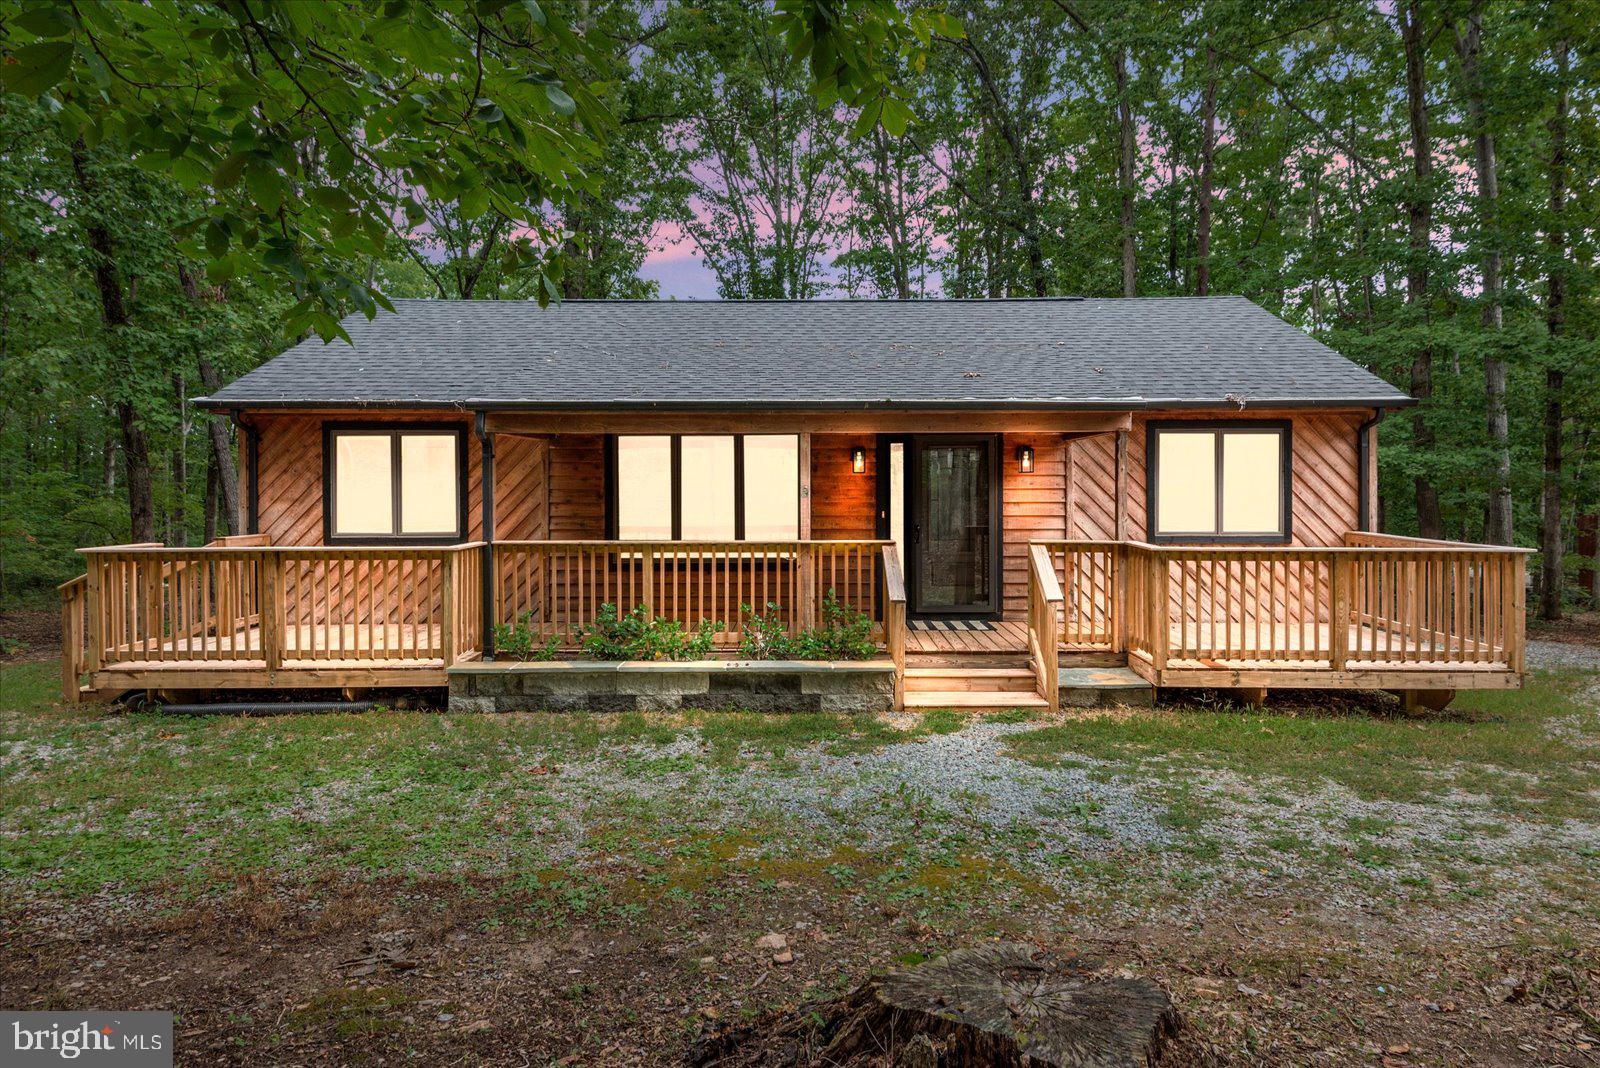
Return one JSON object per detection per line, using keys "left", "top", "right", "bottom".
{"left": 60, "top": 297, "right": 1528, "bottom": 711}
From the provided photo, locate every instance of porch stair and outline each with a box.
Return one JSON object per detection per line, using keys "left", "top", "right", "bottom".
{"left": 900, "top": 661, "right": 1155, "bottom": 712}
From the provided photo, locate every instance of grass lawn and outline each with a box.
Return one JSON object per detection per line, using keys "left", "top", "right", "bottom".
{"left": 1, "top": 656, "right": 1596, "bottom": 1064}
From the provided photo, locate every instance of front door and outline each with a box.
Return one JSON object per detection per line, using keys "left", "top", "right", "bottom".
{"left": 907, "top": 436, "right": 1000, "bottom": 617}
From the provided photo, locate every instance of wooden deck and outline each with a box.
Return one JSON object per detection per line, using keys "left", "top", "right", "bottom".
{"left": 61, "top": 534, "right": 1528, "bottom": 704}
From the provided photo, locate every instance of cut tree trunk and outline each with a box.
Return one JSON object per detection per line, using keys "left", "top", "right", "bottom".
{"left": 693, "top": 943, "right": 1180, "bottom": 1067}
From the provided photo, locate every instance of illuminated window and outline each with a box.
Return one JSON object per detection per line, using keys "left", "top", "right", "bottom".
{"left": 1149, "top": 424, "right": 1288, "bottom": 541}
{"left": 327, "top": 428, "right": 462, "bottom": 541}
{"left": 612, "top": 435, "right": 800, "bottom": 540}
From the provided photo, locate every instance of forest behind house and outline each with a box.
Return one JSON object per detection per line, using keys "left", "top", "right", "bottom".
{"left": 1, "top": 0, "right": 1595, "bottom": 620}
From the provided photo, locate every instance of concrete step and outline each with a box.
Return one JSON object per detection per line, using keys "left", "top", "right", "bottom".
{"left": 1059, "top": 666, "right": 1154, "bottom": 709}
{"left": 904, "top": 666, "right": 1036, "bottom": 693}
{"left": 904, "top": 690, "right": 1051, "bottom": 710}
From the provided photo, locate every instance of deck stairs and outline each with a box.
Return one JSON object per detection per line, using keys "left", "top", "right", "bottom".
{"left": 902, "top": 652, "right": 1154, "bottom": 712}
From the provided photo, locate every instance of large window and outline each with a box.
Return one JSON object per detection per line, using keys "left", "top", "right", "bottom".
{"left": 325, "top": 426, "right": 464, "bottom": 542}
{"left": 612, "top": 434, "right": 800, "bottom": 541}
{"left": 1148, "top": 422, "right": 1290, "bottom": 542}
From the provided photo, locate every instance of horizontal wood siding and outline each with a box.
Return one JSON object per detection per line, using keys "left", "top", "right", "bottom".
{"left": 811, "top": 435, "right": 877, "bottom": 541}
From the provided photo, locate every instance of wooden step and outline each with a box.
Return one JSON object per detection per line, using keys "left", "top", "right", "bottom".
{"left": 903, "top": 691, "right": 1050, "bottom": 710}
{"left": 904, "top": 666, "right": 1036, "bottom": 693}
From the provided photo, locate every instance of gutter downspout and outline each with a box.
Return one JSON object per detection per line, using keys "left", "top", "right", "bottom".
{"left": 1356, "top": 409, "right": 1385, "bottom": 533}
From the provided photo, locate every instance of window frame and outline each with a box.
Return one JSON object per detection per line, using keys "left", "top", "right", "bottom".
{"left": 1145, "top": 419, "right": 1293, "bottom": 545}
{"left": 605, "top": 433, "right": 801, "bottom": 541}
{"left": 322, "top": 423, "right": 469, "bottom": 545}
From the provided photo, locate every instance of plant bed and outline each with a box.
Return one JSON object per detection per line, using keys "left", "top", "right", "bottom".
{"left": 447, "top": 658, "right": 896, "bottom": 714}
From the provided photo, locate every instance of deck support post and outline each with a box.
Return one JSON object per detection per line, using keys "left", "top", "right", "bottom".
{"left": 1329, "top": 553, "right": 1349, "bottom": 671}
{"left": 259, "top": 551, "right": 281, "bottom": 674}
{"left": 476, "top": 413, "right": 496, "bottom": 661}
{"left": 797, "top": 543, "right": 816, "bottom": 633}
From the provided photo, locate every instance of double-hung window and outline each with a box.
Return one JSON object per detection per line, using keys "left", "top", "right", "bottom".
{"left": 325, "top": 426, "right": 465, "bottom": 542}
{"left": 1148, "top": 422, "right": 1291, "bottom": 542}
{"left": 611, "top": 435, "right": 800, "bottom": 540}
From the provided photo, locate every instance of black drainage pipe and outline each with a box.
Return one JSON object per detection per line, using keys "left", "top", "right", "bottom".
{"left": 134, "top": 698, "right": 380, "bottom": 716}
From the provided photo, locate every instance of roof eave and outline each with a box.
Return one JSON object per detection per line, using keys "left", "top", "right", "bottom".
{"left": 193, "top": 395, "right": 1415, "bottom": 413}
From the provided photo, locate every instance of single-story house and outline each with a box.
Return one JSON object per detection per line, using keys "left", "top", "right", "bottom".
{"left": 60, "top": 297, "right": 1528, "bottom": 712}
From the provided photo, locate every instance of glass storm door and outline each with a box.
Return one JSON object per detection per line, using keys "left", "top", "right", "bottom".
{"left": 910, "top": 437, "right": 998, "bottom": 616}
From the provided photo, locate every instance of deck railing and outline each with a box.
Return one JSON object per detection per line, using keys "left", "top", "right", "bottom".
{"left": 491, "top": 540, "right": 888, "bottom": 646}
{"left": 881, "top": 544, "right": 907, "bottom": 709}
{"left": 72, "top": 542, "right": 485, "bottom": 677}
{"left": 1027, "top": 544, "right": 1064, "bottom": 711}
{"left": 1034, "top": 535, "right": 1529, "bottom": 673}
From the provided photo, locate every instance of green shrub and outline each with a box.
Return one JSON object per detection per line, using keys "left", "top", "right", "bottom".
{"left": 576, "top": 603, "right": 722, "bottom": 661}
{"left": 736, "top": 592, "right": 877, "bottom": 661}
{"left": 492, "top": 613, "right": 560, "bottom": 661}
{"left": 737, "top": 602, "right": 793, "bottom": 659}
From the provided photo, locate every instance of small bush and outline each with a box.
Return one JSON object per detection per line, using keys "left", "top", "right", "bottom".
{"left": 738, "top": 602, "right": 793, "bottom": 659}
{"left": 492, "top": 613, "right": 560, "bottom": 661}
{"left": 576, "top": 603, "right": 722, "bottom": 661}
{"left": 736, "top": 592, "right": 877, "bottom": 661}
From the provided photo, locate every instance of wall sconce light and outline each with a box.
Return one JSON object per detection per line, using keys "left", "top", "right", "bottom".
{"left": 1016, "top": 445, "right": 1035, "bottom": 473}
{"left": 851, "top": 446, "right": 867, "bottom": 474}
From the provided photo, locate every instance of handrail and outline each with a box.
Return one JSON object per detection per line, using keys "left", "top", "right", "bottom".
{"left": 1026, "top": 544, "right": 1063, "bottom": 712}
{"left": 881, "top": 544, "right": 907, "bottom": 711}
{"left": 78, "top": 542, "right": 487, "bottom": 555}
{"left": 59, "top": 574, "right": 88, "bottom": 703}
{"left": 1034, "top": 535, "right": 1526, "bottom": 673}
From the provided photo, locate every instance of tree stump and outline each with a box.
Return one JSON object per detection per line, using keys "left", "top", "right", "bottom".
{"left": 693, "top": 942, "right": 1180, "bottom": 1067}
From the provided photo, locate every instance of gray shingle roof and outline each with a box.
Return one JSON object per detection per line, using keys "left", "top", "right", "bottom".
{"left": 196, "top": 296, "right": 1412, "bottom": 411}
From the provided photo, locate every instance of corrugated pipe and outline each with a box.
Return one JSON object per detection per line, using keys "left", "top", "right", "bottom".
{"left": 136, "top": 699, "right": 380, "bottom": 716}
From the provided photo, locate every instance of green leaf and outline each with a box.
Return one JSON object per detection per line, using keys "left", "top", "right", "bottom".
{"left": 309, "top": 186, "right": 356, "bottom": 212}
{"left": 0, "top": 41, "right": 75, "bottom": 97}
{"left": 522, "top": 0, "right": 547, "bottom": 27}
{"left": 12, "top": 6, "right": 75, "bottom": 37}
{"left": 204, "top": 219, "right": 230, "bottom": 259}
{"left": 212, "top": 151, "right": 250, "bottom": 188}
{"left": 544, "top": 83, "right": 576, "bottom": 116}
{"left": 879, "top": 96, "right": 914, "bottom": 137}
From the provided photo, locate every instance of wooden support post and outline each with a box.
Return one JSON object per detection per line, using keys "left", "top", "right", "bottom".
{"left": 1397, "top": 688, "right": 1455, "bottom": 714}
{"left": 1113, "top": 429, "right": 1130, "bottom": 541}
{"left": 1149, "top": 553, "right": 1168, "bottom": 672}
{"left": 1237, "top": 686, "right": 1268, "bottom": 708}
{"left": 259, "top": 551, "right": 282, "bottom": 674}
{"left": 1329, "top": 553, "right": 1349, "bottom": 671}
{"left": 1510, "top": 554, "right": 1526, "bottom": 674}
{"left": 1112, "top": 544, "right": 1128, "bottom": 653}
{"left": 642, "top": 546, "right": 655, "bottom": 621}
{"left": 477, "top": 413, "right": 497, "bottom": 660}
{"left": 797, "top": 543, "right": 817, "bottom": 633}
{"left": 85, "top": 560, "right": 104, "bottom": 674}
{"left": 440, "top": 551, "right": 455, "bottom": 664}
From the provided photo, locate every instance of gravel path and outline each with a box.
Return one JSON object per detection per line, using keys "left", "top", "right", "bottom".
{"left": 1526, "top": 639, "right": 1600, "bottom": 673}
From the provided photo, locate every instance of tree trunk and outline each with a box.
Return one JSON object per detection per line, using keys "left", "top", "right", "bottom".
{"left": 1456, "top": 6, "right": 1512, "bottom": 544}
{"left": 1196, "top": 45, "right": 1216, "bottom": 296}
{"left": 70, "top": 142, "right": 156, "bottom": 542}
{"left": 203, "top": 453, "right": 219, "bottom": 545}
{"left": 1401, "top": 0, "right": 1442, "bottom": 538}
{"left": 694, "top": 943, "right": 1180, "bottom": 1067}
{"left": 1115, "top": 48, "right": 1137, "bottom": 297}
{"left": 170, "top": 371, "right": 188, "bottom": 545}
{"left": 1540, "top": 39, "right": 1570, "bottom": 620}
{"left": 197, "top": 360, "right": 241, "bottom": 536}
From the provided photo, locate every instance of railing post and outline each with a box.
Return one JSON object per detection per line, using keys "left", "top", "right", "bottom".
{"left": 1149, "top": 552, "right": 1168, "bottom": 672}
{"left": 440, "top": 551, "right": 455, "bottom": 664}
{"left": 797, "top": 543, "right": 816, "bottom": 632}
{"left": 258, "top": 551, "right": 282, "bottom": 674}
{"left": 480, "top": 543, "right": 496, "bottom": 660}
{"left": 1510, "top": 553, "right": 1526, "bottom": 674}
{"left": 1329, "top": 552, "right": 1349, "bottom": 671}
{"left": 1112, "top": 544, "right": 1128, "bottom": 653}
{"left": 642, "top": 546, "right": 655, "bottom": 621}
{"left": 85, "top": 558, "right": 104, "bottom": 674}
